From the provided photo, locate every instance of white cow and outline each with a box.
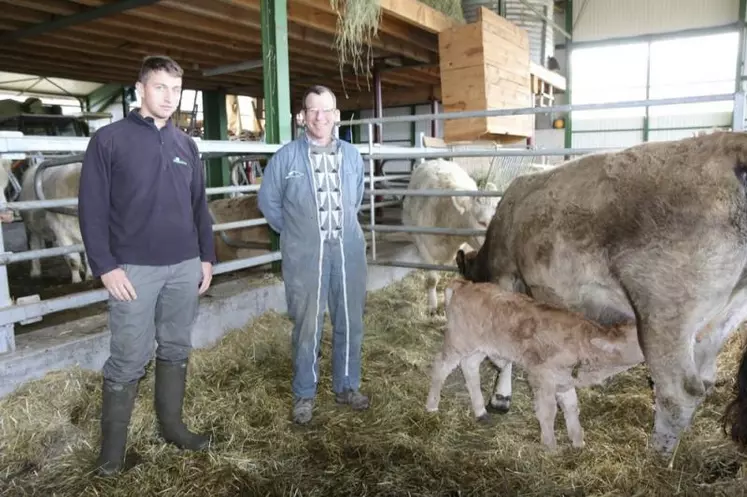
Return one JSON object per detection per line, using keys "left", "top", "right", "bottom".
{"left": 401, "top": 158, "right": 499, "bottom": 313}
{"left": 0, "top": 159, "right": 16, "bottom": 223}
{"left": 19, "top": 161, "right": 91, "bottom": 283}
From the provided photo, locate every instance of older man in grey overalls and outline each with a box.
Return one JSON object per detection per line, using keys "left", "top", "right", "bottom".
{"left": 258, "top": 85, "right": 369, "bottom": 424}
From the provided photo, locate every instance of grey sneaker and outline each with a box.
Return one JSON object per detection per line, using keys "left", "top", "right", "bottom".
{"left": 293, "top": 397, "right": 314, "bottom": 424}
{"left": 335, "top": 390, "right": 370, "bottom": 411}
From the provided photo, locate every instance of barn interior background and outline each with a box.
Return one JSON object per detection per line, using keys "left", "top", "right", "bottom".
{"left": 1, "top": 0, "right": 747, "bottom": 495}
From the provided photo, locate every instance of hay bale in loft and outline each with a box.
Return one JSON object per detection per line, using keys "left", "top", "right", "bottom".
{"left": 419, "top": 0, "right": 465, "bottom": 21}
{"left": 330, "top": 0, "right": 465, "bottom": 78}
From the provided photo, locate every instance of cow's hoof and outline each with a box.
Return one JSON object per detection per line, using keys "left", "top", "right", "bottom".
{"left": 486, "top": 395, "right": 511, "bottom": 414}
{"left": 476, "top": 412, "right": 491, "bottom": 423}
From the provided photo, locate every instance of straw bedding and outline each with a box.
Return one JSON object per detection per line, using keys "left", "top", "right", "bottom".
{"left": 1, "top": 270, "right": 747, "bottom": 496}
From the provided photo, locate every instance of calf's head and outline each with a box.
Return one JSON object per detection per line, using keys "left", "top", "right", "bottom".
{"left": 456, "top": 249, "right": 485, "bottom": 282}
{"left": 451, "top": 181, "right": 498, "bottom": 249}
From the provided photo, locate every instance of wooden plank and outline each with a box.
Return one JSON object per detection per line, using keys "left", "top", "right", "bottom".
{"left": 379, "top": 0, "right": 462, "bottom": 34}
{"left": 529, "top": 61, "right": 567, "bottom": 91}
{"left": 440, "top": 66, "right": 487, "bottom": 109}
{"left": 438, "top": 6, "right": 533, "bottom": 143}
{"left": 437, "top": 22, "right": 483, "bottom": 71}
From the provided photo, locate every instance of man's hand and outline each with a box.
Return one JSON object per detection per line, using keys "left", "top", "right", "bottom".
{"left": 101, "top": 268, "right": 137, "bottom": 301}
{"left": 199, "top": 261, "right": 213, "bottom": 295}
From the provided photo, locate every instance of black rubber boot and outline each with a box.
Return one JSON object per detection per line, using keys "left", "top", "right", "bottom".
{"left": 154, "top": 358, "right": 211, "bottom": 451}
{"left": 95, "top": 379, "right": 138, "bottom": 476}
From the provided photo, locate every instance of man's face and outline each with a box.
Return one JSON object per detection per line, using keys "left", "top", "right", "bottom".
{"left": 136, "top": 69, "right": 182, "bottom": 121}
{"left": 303, "top": 90, "right": 338, "bottom": 141}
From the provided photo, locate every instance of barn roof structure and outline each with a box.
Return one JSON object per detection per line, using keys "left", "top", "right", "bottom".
{"left": 0, "top": 0, "right": 457, "bottom": 111}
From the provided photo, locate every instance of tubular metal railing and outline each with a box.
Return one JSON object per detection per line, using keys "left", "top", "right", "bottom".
{"left": 0, "top": 90, "right": 743, "bottom": 355}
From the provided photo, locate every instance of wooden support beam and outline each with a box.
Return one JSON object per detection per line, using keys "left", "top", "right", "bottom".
{"left": 0, "top": 0, "right": 159, "bottom": 41}
{"left": 336, "top": 85, "right": 441, "bottom": 111}
{"left": 0, "top": 9, "right": 415, "bottom": 92}
{"left": 220, "top": 0, "right": 436, "bottom": 64}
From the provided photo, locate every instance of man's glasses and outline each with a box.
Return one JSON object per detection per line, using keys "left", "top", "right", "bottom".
{"left": 304, "top": 108, "right": 336, "bottom": 115}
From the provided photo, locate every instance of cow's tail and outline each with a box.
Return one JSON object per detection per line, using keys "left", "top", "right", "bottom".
{"left": 722, "top": 337, "right": 747, "bottom": 451}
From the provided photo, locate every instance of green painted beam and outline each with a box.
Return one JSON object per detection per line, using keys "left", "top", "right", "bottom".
{"left": 201, "top": 90, "right": 231, "bottom": 190}
{"left": 262, "top": 0, "right": 292, "bottom": 145}
{"left": 261, "top": 0, "right": 292, "bottom": 271}
{"left": 564, "top": 0, "right": 573, "bottom": 152}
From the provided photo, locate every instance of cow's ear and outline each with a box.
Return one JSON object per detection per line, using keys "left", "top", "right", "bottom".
{"left": 484, "top": 182, "right": 498, "bottom": 191}
{"left": 451, "top": 195, "right": 468, "bottom": 215}
{"left": 456, "top": 249, "right": 466, "bottom": 273}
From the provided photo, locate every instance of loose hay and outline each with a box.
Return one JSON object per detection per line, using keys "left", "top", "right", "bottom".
{"left": 330, "top": 0, "right": 464, "bottom": 86}
{"left": 2, "top": 271, "right": 747, "bottom": 496}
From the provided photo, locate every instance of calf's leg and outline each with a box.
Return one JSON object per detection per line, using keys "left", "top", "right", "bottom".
{"left": 487, "top": 355, "right": 512, "bottom": 414}
{"left": 488, "top": 365, "right": 513, "bottom": 413}
{"left": 529, "top": 374, "right": 559, "bottom": 450}
{"left": 460, "top": 352, "right": 488, "bottom": 420}
{"left": 425, "top": 349, "right": 461, "bottom": 412}
{"left": 556, "top": 386, "right": 584, "bottom": 448}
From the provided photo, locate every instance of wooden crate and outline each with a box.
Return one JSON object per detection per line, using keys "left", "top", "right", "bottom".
{"left": 438, "top": 6, "right": 534, "bottom": 144}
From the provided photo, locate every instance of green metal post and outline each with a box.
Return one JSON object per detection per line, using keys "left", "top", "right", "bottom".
{"left": 201, "top": 90, "right": 231, "bottom": 192}
{"left": 563, "top": 0, "right": 573, "bottom": 153}
{"left": 262, "top": 0, "right": 292, "bottom": 271}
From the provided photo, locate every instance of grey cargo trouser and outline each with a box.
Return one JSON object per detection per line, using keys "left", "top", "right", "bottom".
{"left": 102, "top": 257, "right": 203, "bottom": 384}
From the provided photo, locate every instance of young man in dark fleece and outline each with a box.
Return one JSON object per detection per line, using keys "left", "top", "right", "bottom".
{"left": 78, "top": 55, "right": 216, "bottom": 476}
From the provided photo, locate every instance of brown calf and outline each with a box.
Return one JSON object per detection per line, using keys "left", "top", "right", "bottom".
{"left": 425, "top": 278, "right": 644, "bottom": 450}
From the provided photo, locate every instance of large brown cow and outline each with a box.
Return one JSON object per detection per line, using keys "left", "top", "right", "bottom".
{"left": 455, "top": 131, "right": 747, "bottom": 457}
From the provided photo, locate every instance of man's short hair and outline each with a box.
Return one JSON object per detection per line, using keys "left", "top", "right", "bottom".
{"left": 302, "top": 85, "right": 336, "bottom": 109}
{"left": 138, "top": 55, "right": 184, "bottom": 83}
